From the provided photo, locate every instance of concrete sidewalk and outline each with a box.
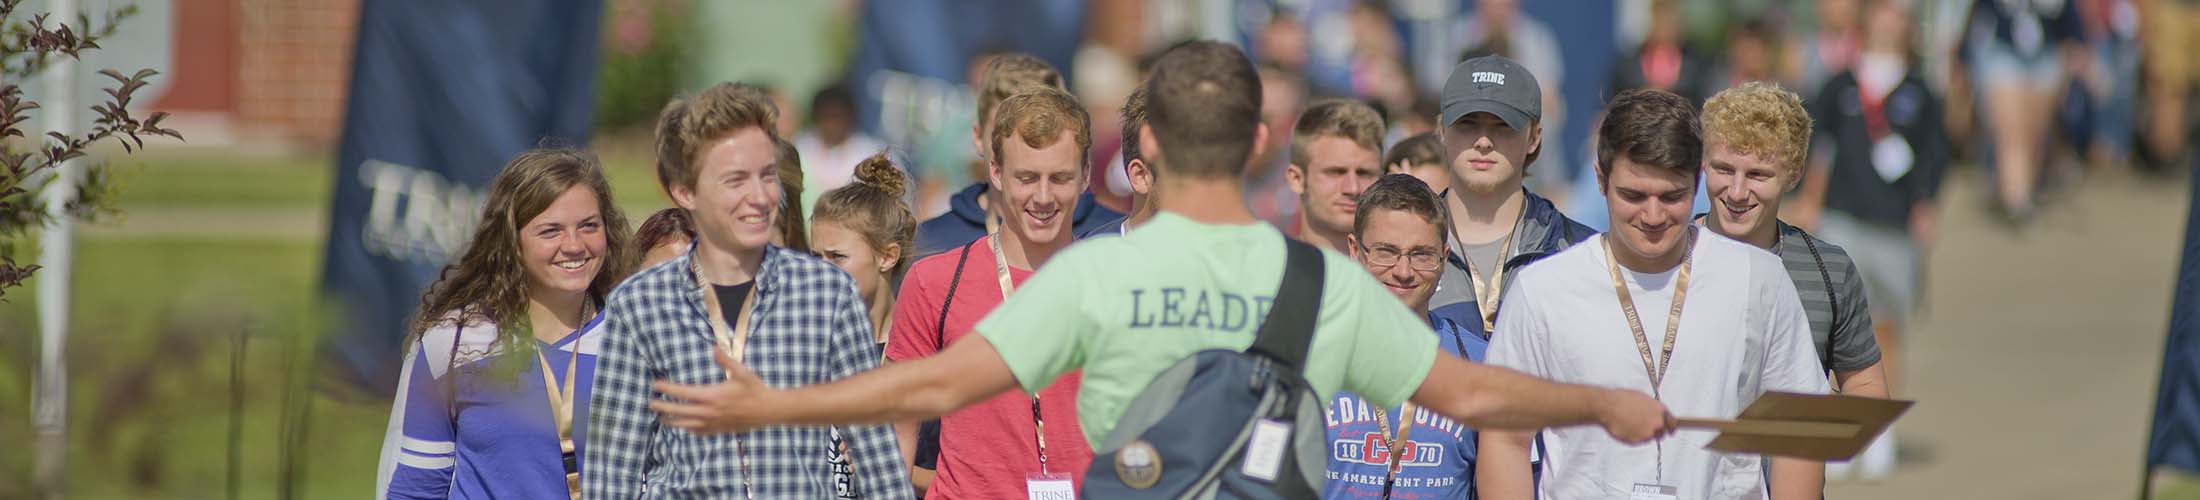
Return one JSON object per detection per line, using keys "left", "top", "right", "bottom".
{"left": 1823, "top": 167, "right": 2188, "bottom": 499}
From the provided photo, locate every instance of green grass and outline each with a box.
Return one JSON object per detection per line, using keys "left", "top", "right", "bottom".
{"left": 0, "top": 146, "right": 671, "bottom": 498}
{"left": 2160, "top": 469, "right": 2200, "bottom": 500}
{"left": 108, "top": 154, "right": 336, "bottom": 209}
{"left": 108, "top": 149, "right": 671, "bottom": 215}
{"left": 0, "top": 235, "right": 385, "bottom": 499}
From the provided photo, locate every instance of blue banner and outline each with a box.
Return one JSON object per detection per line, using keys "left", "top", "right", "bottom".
{"left": 2147, "top": 153, "right": 2200, "bottom": 473}
{"left": 847, "top": 0, "right": 1084, "bottom": 156}
{"left": 318, "top": 0, "right": 603, "bottom": 396}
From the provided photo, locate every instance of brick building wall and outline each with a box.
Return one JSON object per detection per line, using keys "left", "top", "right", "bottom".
{"left": 234, "top": 0, "right": 357, "bottom": 147}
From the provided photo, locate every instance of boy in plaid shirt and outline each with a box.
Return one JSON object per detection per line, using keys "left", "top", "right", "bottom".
{"left": 582, "top": 82, "right": 912, "bottom": 500}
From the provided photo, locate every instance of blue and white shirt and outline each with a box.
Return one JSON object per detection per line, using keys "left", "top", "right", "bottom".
{"left": 1322, "top": 314, "right": 1488, "bottom": 500}
{"left": 375, "top": 311, "right": 606, "bottom": 500}
{"left": 582, "top": 245, "right": 914, "bottom": 500}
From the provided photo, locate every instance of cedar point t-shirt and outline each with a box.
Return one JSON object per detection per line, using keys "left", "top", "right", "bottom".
{"left": 886, "top": 235, "right": 1092, "bottom": 499}
{"left": 977, "top": 212, "right": 1440, "bottom": 447}
{"left": 1486, "top": 231, "right": 1829, "bottom": 500}
{"left": 1322, "top": 314, "right": 1488, "bottom": 500}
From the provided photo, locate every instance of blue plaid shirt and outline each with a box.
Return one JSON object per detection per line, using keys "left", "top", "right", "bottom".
{"left": 583, "top": 245, "right": 913, "bottom": 500}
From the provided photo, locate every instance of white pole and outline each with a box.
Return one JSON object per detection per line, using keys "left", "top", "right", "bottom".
{"left": 33, "top": 0, "right": 79, "bottom": 498}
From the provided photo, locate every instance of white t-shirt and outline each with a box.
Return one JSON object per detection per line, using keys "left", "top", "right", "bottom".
{"left": 1487, "top": 231, "right": 1831, "bottom": 500}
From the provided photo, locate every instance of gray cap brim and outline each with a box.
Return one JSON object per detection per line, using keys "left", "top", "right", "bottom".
{"left": 1441, "top": 98, "right": 1533, "bottom": 132}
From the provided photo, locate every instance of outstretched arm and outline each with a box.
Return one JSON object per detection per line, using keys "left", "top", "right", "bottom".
{"left": 1476, "top": 430, "right": 1535, "bottom": 500}
{"left": 652, "top": 334, "right": 1021, "bottom": 434}
{"left": 1410, "top": 353, "right": 1672, "bottom": 441}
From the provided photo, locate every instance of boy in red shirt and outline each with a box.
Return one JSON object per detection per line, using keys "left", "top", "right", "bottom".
{"left": 886, "top": 88, "right": 1096, "bottom": 498}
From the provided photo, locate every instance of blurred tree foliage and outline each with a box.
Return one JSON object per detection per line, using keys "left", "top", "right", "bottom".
{"left": 593, "top": 0, "right": 689, "bottom": 132}
{"left": 0, "top": 0, "right": 181, "bottom": 298}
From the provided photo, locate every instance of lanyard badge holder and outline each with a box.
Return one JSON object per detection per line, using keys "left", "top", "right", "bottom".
{"left": 1603, "top": 232, "right": 1694, "bottom": 500}
{"left": 1370, "top": 403, "right": 1418, "bottom": 499}
{"left": 990, "top": 215, "right": 1076, "bottom": 499}
{"left": 1445, "top": 203, "right": 1522, "bottom": 335}
{"left": 537, "top": 348, "right": 583, "bottom": 500}
{"left": 694, "top": 258, "right": 761, "bottom": 500}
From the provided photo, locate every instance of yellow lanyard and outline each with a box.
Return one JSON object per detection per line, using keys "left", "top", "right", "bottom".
{"left": 1600, "top": 231, "right": 1694, "bottom": 483}
{"left": 1370, "top": 402, "right": 1419, "bottom": 495}
{"left": 534, "top": 347, "right": 582, "bottom": 499}
{"left": 691, "top": 256, "right": 759, "bottom": 500}
{"left": 1448, "top": 209, "right": 1521, "bottom": 333}
{"left": 986, "top": 214, "right": 1052, "bottom": 474}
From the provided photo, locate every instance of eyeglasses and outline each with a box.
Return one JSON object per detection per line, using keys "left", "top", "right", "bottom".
{"left": 1358, "top": 243, "right": 1444, "bottom": 272}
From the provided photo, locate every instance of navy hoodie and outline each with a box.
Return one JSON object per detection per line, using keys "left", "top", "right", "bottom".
{"left": 913, "top": 182, "right": 1125, "bottom": 258}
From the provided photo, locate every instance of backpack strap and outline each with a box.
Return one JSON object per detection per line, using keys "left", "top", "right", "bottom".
{"left": 912, "top": 241, "right": 977, "bottom": 471}
{"left": 1798, "top": 232, "right": 1841, "bottom": 370}
{"left": 935, "top": 241, "right": 978, "bottom": 348}
{"left": 1248, "top": 239, "right": 1325, "bottom": 371}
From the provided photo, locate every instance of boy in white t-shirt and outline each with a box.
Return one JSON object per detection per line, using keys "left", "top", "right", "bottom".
{"left": 1477, "top": 89, "right": 1830, "bottom": 500}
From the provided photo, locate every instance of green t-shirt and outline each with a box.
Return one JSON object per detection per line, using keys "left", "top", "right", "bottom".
{"left": 977, "top": 212, "right": 1440, "bottom": 447}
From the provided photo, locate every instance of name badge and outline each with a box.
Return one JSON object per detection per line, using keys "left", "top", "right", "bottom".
{"left": 1026, "top": 473, "right": 1074, "bottom": 500}
{"left": 1630, "top": 483, "right": 1679, "bottom": 500}
{"left": 1871, "top": 135, "right": 1915, "bottom": 183}
{"left": 1241, "top": 419, "right": 1292, "bottom": 482}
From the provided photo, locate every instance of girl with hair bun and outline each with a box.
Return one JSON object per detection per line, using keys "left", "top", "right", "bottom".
{"left": 809, "top": 152, "right": 918, "bottom": 350}
{"left": 809, "top": 152, "right": 919, "bottom": 498}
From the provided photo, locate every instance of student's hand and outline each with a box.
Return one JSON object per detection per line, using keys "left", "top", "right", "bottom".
{"left": 1910, "top": 203, "right": 1938, "bottom": 256}
{"left": 651, "top": 347, "right": 773, "bottom": 435}
{"left": 1595, "top": 389, "right": 1675, "bottom": 445}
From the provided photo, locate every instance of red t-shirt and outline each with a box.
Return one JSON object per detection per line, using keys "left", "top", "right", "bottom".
{"left": 886, "top": 236, "right": 1093, "bottom": 499}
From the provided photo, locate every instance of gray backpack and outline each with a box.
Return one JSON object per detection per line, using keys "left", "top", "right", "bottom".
{"left": 1084, "top": 239, "right": 1328, "bottom": 499}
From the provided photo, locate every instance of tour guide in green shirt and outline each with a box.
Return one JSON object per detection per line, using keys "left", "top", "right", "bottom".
{"left": 646, "top": 41, "right": 1675, "bottom": 454}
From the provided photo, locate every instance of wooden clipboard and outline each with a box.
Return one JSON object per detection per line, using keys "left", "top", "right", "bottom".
{"left": 1674, "top": 392, "right": 1913, "bottom": 461}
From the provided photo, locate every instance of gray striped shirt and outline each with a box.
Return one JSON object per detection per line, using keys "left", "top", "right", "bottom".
{"left": 1772, "top": 221, "right": 1882, "bottom": 374}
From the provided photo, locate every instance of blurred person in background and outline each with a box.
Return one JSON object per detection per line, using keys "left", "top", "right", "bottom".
{"left": 1455, "top": 0, "right": 1564, "bottom": 104}
{"left": 913, "top": 53, "right": 1122, "bottom": 258}
{"left": 1074, "top": 39, "right": 1140, "bottom": 215}
{"left": 1249, "top": 63, "right": 1310, "bottom": 229}
{"left": 634, "top": 208, "right": 696, "bottom": 270}
{"left": 1286, "top": 98, "right": 1388, "bottom": 251}
{"left": 914, "top": 49, "right": 1006, "bottom": 219}
{"left": 1800, "top": 0, "right": 1955, "bottom": 475}
{"left": 1257, "top": 11, "right": 1312, "bottom": 74}
{"left": 774, "top": 137, "right": 811, "bottom": 250}
{"left": 1387, "top": 132, "right": 1453, "bottom": 192}
{"left": 1709, "top": 19, "right": 1784, "bottom": 95}
{"left": 760, "top": 83, "right": 804, "bottom": 138}
{"left": 2074, "top": 0, "right": 2139, "bottom": 173}
{"left": 376, "top": 149, "right": 635, "bottom": 500}
{"left": 1607, "top": 0, "right": 1716, "bottom": 106}
{"left": 811, "top": 153, "right": 920, "bottom": 498}
{"left": 795, "top": 83, "right": 887, "bottom": 220}
{"left": 2140, "top": 0, "right": 2196, "bottom": 170}
{"left": 1964, "top": 0, "right": 2086, "bottom": 223}
{"left": 1083, "top": 85, "right": 1158, "bottom": 237}
{"left": 1346, "top": 0, "right": 1421, "bottom": 140}
{"left": 1789, "top": 0, "right": 1863, "bottom": 99}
